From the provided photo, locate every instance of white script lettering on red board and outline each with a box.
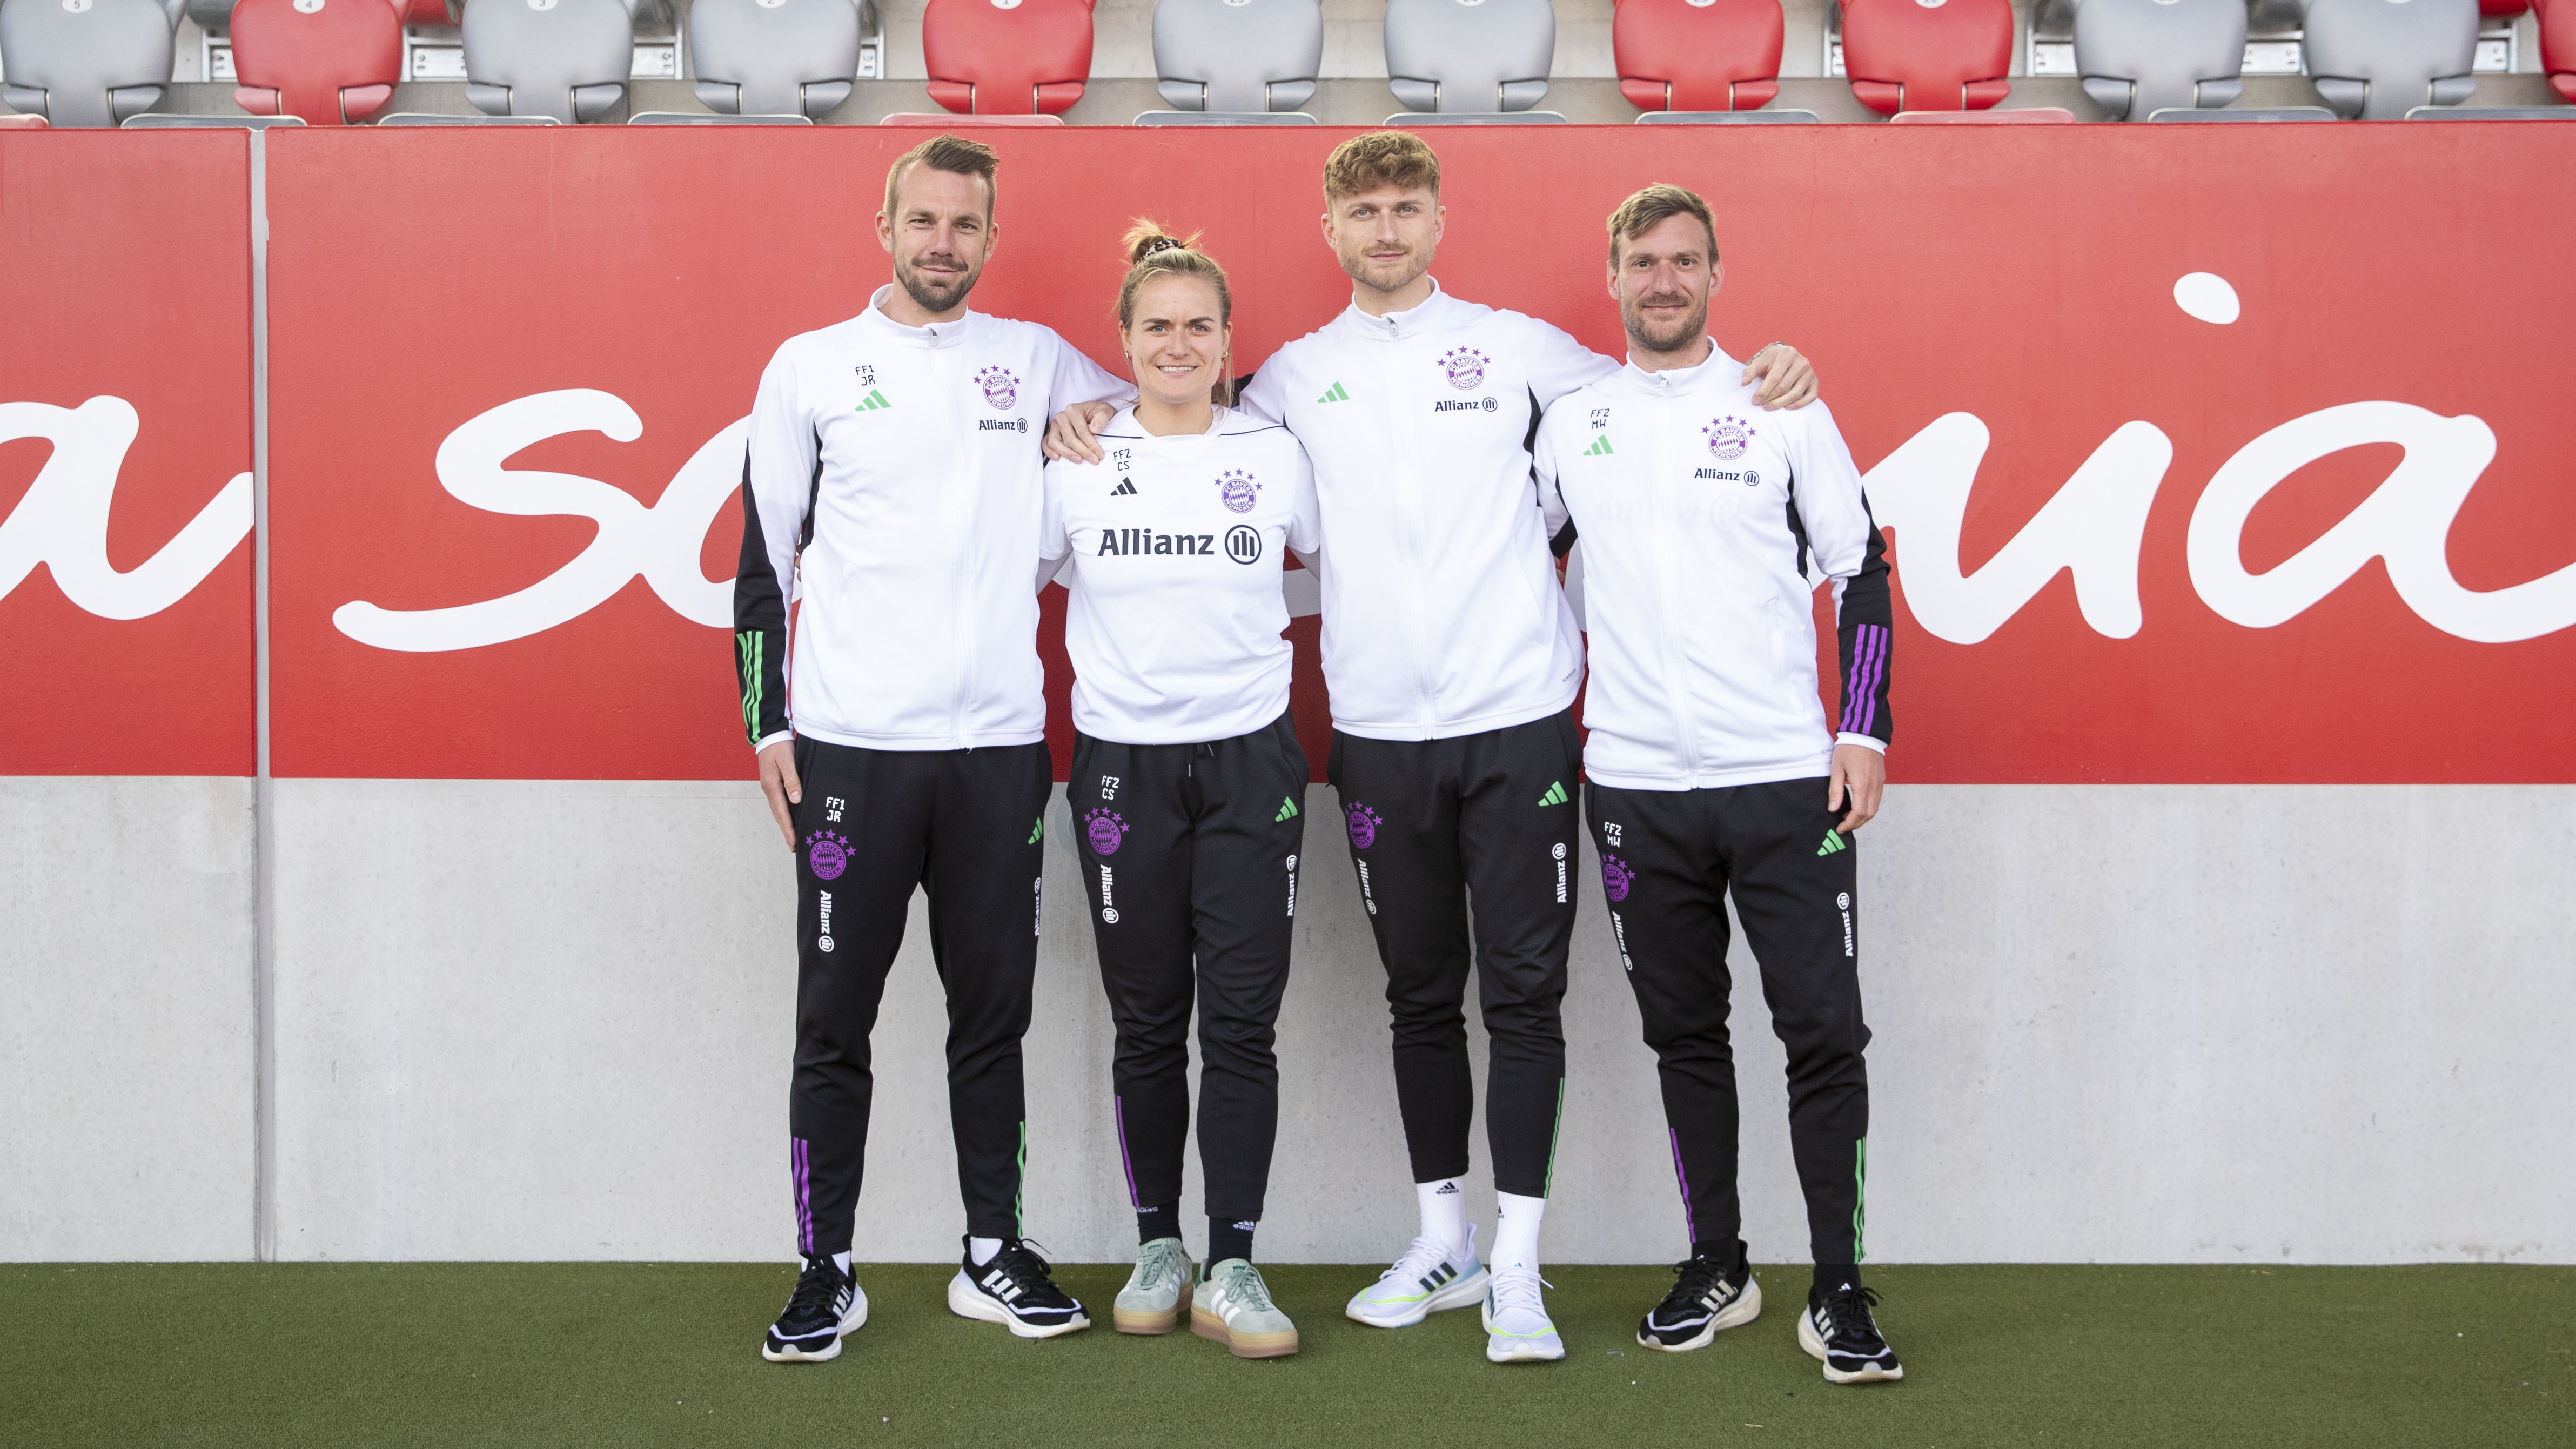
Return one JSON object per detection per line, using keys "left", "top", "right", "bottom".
{"left": 0, "top": 397, "right": 252, "bottom": 620}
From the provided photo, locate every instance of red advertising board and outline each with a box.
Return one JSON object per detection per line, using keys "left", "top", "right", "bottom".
{"left": 121, "top": 125, "right": 2576, "bottom": 782}
{"left": 0, "top": 132, "right": 256, "bottom": 775}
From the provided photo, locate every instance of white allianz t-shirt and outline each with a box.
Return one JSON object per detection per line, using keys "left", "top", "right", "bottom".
{"left": 1039, "top": 406, "right": 1322, "bottom": 745}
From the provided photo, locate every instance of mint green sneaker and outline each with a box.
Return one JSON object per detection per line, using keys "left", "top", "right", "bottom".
{"left": 1113, "top": 1237, "right": 1194, "bottom": 1335}
{"left": 1191, "top": 1259, "right": 1299, "bottom": 1359}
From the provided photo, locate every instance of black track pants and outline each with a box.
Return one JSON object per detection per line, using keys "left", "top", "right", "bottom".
{"left": 1328, "top": 709, "right": 1582, "bottom": 1198}
{"left": 787, "top": 736, "right": 1051, "bottom": 1255}
{"left": 1585, "top": 777, "right": 1873, "bottom": 1266}
{"left": 1069, "top": 712, "right": 1308, "bottom": 1227}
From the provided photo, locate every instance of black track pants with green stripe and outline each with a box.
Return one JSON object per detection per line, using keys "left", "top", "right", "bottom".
{"left": 1069, "top": 711, "right": 1308, "bottom": 1230}
{"left": 1584, "top": 776, "right": 1873, "bottom": 1267}
{"left": 787, "top": 737, "right": 1051, "bottom": 1255}
{"left": 1327, "top": 709, "right": 1582, "bottom": 1199}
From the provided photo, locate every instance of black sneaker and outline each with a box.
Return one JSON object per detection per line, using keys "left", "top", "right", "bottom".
{"left": 1636, "top": 1254, "right": 1762, "bottom": 1352}
{"left": 761, "top": 1255, "right": 867, "bottom": 1362}
{"left": 946, "top": 1237, "right": 1091, "bottom": 1339}
{"left": 1799, "top": 1281, "right": 1903, "bottom": 1383}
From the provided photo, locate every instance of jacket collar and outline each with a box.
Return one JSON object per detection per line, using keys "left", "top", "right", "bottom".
{"left": 857, "top": 284, "right": 982, "bottom": 350}
{"left": 1620, "top": 339, "right": 1743, "bottom": 395}
{"left": 1333, "top": 277, "right": 1465, "bottom": 343}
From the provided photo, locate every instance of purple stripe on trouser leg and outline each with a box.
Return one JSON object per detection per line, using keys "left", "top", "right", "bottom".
{"left": 1113, "top": 1095, "right": 1142, "bottom": 1208}
{"left": 1670, "top": 1128, "right": 1697, "bottom": 1243}
{"left": 793, "top": 1137, "right": 811, "bottom": 1255}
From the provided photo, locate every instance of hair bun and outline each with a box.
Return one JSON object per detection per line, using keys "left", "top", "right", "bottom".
{"left": 1137, "top": 235, "right": 1188, "bottom": 260}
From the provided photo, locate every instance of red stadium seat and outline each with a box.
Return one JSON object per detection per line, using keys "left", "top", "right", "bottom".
{"left": 398, "top": 0, "right": 456, "bottom": 22}
{"left": 229, "top": 0, "right": 404, "bottom": 126}
{"left": 1613, "top": 0, "right": 1785, "bottom": 113}
{"left": 2480, "top": 0, "right": 2526, "bottom": 16}
{"left": 1840, "top": 0, "right": 2013, "bottom": 114}
{"left": 0, "top": 114, "right": 51, "bottom": 128}
{"left": 921, "top": 0, "right": 1094, "bottom": 115}
{"left": 2541, "top": 0, "right": 2576, "bottom": 102}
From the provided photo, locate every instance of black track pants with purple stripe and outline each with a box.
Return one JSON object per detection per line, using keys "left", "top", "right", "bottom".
{"left": 787, "top": 736, "right": 1051, "bottom": 1255}
{"left": 1069, "top": 712, "right": 1307, "bottom": 1230}
{"left": 1327, "top": 709, "right": 1582, "bottom": 1199}
{"left": 1585, "top": 776, "right": 1873, "bottom": 1267}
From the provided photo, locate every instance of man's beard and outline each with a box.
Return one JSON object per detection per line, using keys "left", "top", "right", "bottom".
{"left": 1344, "top": 242, "right": 1423, "bottom": 292}
{"left": 895, "top": 252, "right": 977, "bottom": 314}
{"left": 1624, "top": 293, "right": 1707, "bottom": 355}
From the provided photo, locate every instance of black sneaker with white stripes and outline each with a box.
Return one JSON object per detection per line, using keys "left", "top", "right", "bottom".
{"left": 761, "top": 1255, "right": 867, "bottom": 1363}
{"left": 1798, "top": 1280, "right": 1903, "bottom": 1383}
{"left": 946, "top": 1238, "right": 1091, "bottom": 1339}
{"left": 1636, "top": 1253, "right": 1762, "bottom": 1352}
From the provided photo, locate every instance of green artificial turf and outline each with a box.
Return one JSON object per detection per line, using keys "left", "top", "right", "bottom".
{"left": 4, "top": 1263, "right": 2568, "bottom": 1447}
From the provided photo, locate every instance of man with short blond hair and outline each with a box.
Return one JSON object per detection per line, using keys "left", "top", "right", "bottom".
{"left": 1055, "top": 131, "right": 1822, "bottom": 1364}
{"left": 734, "top": 133, "right": 1133, "bottom": 1363}
{"left": 1535, "top": 183, "right": 1901, "bottom": 1383}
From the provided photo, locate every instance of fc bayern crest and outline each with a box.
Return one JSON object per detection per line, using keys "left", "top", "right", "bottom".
{"left": 1702, "top": 414, "right": 1755, "bottom": 460}
{"left": 805, "top": 830, "right": 853, "bottom": 882}
{"left": 1346, "top": 803, "right": 1383, "bottom": 850}
{"left": 1084, "top": 807, "right": 1129, "bottom": 856}
{"left": 975, "top": 366, "right": 1020, "bottom": 410}
{"left": 1215, "top": 469, "right": 1260, "bottom": 514}
{"left": 1440, "top": 347, "right": 1488, "bottom": 391}
{"left": 1600, "top": 853, "right": 1633, "bottom": 903}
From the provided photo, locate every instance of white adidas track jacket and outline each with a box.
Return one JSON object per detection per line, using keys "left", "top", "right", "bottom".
{"left": 1239, "top": 280, "right": 1617, "bottom": 741}
{"left": 733, "top": 287, "right": 1130, "bottom": 753}
{"left": 1535, "top": 345, "right": 1894, "bottom": 790}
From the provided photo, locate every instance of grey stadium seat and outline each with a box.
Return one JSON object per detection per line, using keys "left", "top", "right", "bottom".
{"left": 0, "top": 0, "right": 184, "bottom": 128}
{"left": 2299, "top": 0, "right": 2477, "bottom": 120}
{"left": 1150, "top": 0, "right": 1321, "bottom": 116}
{"left": 1383, "top": 0, "right": 1555, "bottom": 116}
{"left": 2146, "top": 105, "right": 2335, "bottom": 119}
{"left": 687, "top": 0, "right": 862, "bottom": 119}
{"left": 2072, "top": 0, "right": 2244, "bottom": 120}
{"left": 461, "top": 0, "right": 639, "bottom": 122}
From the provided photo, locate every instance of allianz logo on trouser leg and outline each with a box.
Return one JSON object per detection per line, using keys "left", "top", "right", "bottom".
{"left": 9, "top": 367, "right": 2571, "bottom": 646}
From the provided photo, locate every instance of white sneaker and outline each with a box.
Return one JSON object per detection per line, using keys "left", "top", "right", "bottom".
{"left": 1345, "top": 1224, "right": 1490, "bottom": 1328}
{"left": 1481, "top": 1265, "right": 1564, "bottom": 1363}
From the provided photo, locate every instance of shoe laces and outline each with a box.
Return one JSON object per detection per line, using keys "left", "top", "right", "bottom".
{"left": 1818, "top": 1283, "right": 1887, "bottom": 1351}
{"left": 1136, "top": 1238, "right": 1189, "bottom": 1285}
{"left": 1378, "top": 1233, "right": 1463, "bottom": 1286}
{"left": 1665, "top": 1254, "right": 1733, "bottom": 1309}
{"left": 788, "top": 1256, "right": 845, "bottom": 1312}
{"left": 989, "top": 1239, "right": 1072, "bottom": 1303}
{"left": 1488, "top": 1265, "right": 1552, "bottom": 1318}
{"left": 1218, "top": 1261, "right": 1275, "bottom": 1312}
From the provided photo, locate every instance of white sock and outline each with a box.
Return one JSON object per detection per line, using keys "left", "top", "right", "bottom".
{"left": 1416, "top": 1177, "right": 1469, "bottom": 1259}
{"left": 968, "top": 1236, "right": 1003, "bottom": 1266}
{"left": 831, "top": 1250, "right": 850, "bottom": 1276}
{"left": 1492, "top": 1191, "right": 1547, "bottom": 1273}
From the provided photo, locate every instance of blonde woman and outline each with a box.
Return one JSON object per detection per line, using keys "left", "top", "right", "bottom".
{"left": 1038, "top": 222, "right": 1319, "bottom": 1358}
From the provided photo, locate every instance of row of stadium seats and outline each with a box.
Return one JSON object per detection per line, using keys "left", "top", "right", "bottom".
{"left": 5, "top": 0, "right": 2572, "bottom": 127}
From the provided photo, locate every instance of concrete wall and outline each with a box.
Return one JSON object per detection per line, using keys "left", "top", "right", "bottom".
{"left": 0, "top": 777, "right": 257, "bottom": 1261}
{"left": 17, "top": 778, "right": 2558, "bottom": 1263}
